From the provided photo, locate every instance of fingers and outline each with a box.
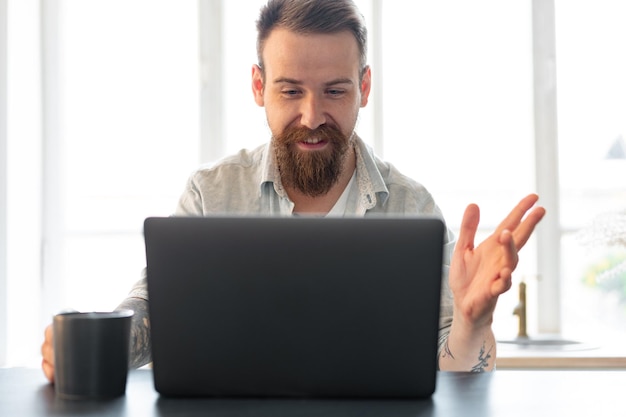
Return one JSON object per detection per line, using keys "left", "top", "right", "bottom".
{"left": 492, "top": 266, "right": 513, "bottom": 296}
{"left": 496, "top": 194, "right": 546, "bottom": 250}
{"left": 499, "top": 228, "right": 517, "bottom": 265}
{"left": 486, "top": 229, "right": 516, "bottom": 297}
{"left": 456, "top": 203, "right": 480, "bottom": 250}
{"left": 42, "top": 360, "right": 55, "bottom": 384}
{"left": 513, "top": 206, "right": 546, "bottom": 249}
{"left": 42, "top": 324, "right": 54, "bottom": 363}
{"left": 496, "top": 194, "right": 539, "bottom": 234}
{"left": 41, "top": 324, "right": 55, "bottom": 384}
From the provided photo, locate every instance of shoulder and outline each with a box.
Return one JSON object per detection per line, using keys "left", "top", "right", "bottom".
{"left": 372, "top": 153, "right": 439, "bottom": 214}
{"left": 191, "top": 144, "right": 267, "bottom": 182}
{"left": 176, "top": 144, "right": 269, "bottom": 215}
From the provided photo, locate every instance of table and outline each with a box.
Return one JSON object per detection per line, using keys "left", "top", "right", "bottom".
{"left": 1, "top": 367, "right": 624, "bottom": 416}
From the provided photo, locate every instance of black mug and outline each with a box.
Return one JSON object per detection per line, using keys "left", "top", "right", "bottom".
{"left": 53, "top": 310, "right": 134, "bottom": 400}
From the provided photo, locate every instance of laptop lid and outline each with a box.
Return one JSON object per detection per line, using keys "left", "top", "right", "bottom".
{"left": 144, "top": 216, "right": 444, "bottom": 399}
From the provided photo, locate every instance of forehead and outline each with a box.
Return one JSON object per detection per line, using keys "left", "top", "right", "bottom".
{"left": 261, "top": 28, "right": 361, "bottom": 82}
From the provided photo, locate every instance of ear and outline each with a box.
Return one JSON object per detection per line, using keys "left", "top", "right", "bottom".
{"left": 251, "top": 64, "right": 265, "bottom": 107}
{"left": 359, "top": 65, "right": 372, "bottom": 108}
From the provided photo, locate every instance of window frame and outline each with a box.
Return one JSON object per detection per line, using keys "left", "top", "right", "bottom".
{"left": 531, "top": 0, "right": 562, "bottom": 334}
{"left": 0, "top": 0, "right": 9, "bottom": 366}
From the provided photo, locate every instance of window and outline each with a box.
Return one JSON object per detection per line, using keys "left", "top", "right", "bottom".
{"left": 6, "top": 0, "right": 200, "bottom": 365}
{"left": 379, "top": 1, "right": 536, "bottom": 340}
{"left": 50, "top": 0, "right": 200, "bottom": 315}
{"left": 3, "top": 0, "right": 626, "bottom": 367}
{"left": 6, "top": 0, "right": 44, "bottom": 367}
{"left": 555, "top": 0, "right": 626, "bottom": 344}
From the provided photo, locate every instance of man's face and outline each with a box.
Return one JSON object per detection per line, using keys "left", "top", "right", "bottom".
{"left": 252, "top": 28, "right": 371, "bottom": 196}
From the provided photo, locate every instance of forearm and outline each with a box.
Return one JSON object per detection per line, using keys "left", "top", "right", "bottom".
{"left": 438, "top": 316, "right": 496, "bottom": 372}
{"left": 115, "top": 297, "right": 152, "bottom": 369}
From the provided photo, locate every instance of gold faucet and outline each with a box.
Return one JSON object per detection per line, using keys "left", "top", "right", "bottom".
{"left": 512, "top": 281, "right": 528, "bottom": 339}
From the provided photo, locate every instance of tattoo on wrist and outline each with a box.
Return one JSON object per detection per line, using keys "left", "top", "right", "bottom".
{"left": 470, "top": 342, "right": 493, "bottom": 373}
{"left": 116, "top": 297, "right": 152, "bottom": 369}
{"left": 442, "top": 339, "right": 455, "bottom": 360}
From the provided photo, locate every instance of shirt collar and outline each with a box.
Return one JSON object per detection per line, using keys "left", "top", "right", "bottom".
{"left": 353, "top": 135, "right": 389, "bottom": 209}
{"left": 259, "top": 139, "right": 288, "bottom": 198}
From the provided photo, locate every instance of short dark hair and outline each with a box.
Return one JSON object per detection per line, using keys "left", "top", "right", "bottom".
{"left": 256, "top": 0, "right": 368, "bottom": 76}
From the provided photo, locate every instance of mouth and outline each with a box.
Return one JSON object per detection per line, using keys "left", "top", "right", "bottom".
{"left": 296, "top": 137, "right": 329, "bottom": 150}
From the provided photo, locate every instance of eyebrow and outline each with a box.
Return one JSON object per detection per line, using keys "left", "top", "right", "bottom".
{"left": 273, "top": 77, "right": 354, "bottom": 87}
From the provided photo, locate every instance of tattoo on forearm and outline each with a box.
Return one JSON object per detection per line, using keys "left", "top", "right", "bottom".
{"left": 442, "top": 339, "right": 455, "bottom": 360}
{"left": 116, "top": 297, "right": 152, "bottom": 369}
{"left": 470, "top": 342, "right": 493, "bottom": 373}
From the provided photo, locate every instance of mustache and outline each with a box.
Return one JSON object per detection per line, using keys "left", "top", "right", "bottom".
{"left": 276, "top": 124, "right": 347, "bottom": 145}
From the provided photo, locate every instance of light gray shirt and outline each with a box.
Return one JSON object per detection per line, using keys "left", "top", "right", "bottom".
{"left": 128, "top": 135, "right": 455, "bottom": 353}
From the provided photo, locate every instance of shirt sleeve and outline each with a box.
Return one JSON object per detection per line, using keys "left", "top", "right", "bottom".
{"left": 437, "top": 229, "right": 455, "bottom": 360}
{"left": 175, "top": 172, "right": 205, "bottom": 216}
{"left": 126, "top": 268, "right": 149, "bottom": 301}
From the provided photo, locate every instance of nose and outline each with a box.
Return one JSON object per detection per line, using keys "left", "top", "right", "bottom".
{"left": 299, "top": 95, "right": 326, "bottom": 130}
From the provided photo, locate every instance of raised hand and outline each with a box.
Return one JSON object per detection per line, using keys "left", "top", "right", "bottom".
{"left": 449, "top": 194, "right": 546, "bottom": 328}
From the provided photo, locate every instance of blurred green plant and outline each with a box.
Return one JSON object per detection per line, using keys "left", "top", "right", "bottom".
{"left": 578, "top": 209, "right": 626, "bottom": 303}
{"left": 583, "top": 250, "right": 626, "bottom": 302}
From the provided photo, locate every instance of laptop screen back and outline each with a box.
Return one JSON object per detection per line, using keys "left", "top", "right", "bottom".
{"left": 144, "top": 216, "right": 444, "bottom": 398}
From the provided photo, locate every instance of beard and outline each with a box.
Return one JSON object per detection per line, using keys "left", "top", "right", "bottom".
{"left": 273, "top": 124, "right": 352, "bottom": 197}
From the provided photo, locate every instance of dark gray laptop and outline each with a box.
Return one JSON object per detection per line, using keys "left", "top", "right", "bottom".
{"left": 143, "top": 216, "right": 444, "bottom": 399}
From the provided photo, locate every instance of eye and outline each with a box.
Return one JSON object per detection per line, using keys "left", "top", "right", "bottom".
{"left": 326, "top": 89, "right": 346, "bottom": 97}
{"left": 281, "top": 89, "right": 301, "bottom": 97}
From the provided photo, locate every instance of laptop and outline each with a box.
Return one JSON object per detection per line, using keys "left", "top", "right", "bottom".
{"left": 143, "top": 215, "right": 445, "bottom": 399}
